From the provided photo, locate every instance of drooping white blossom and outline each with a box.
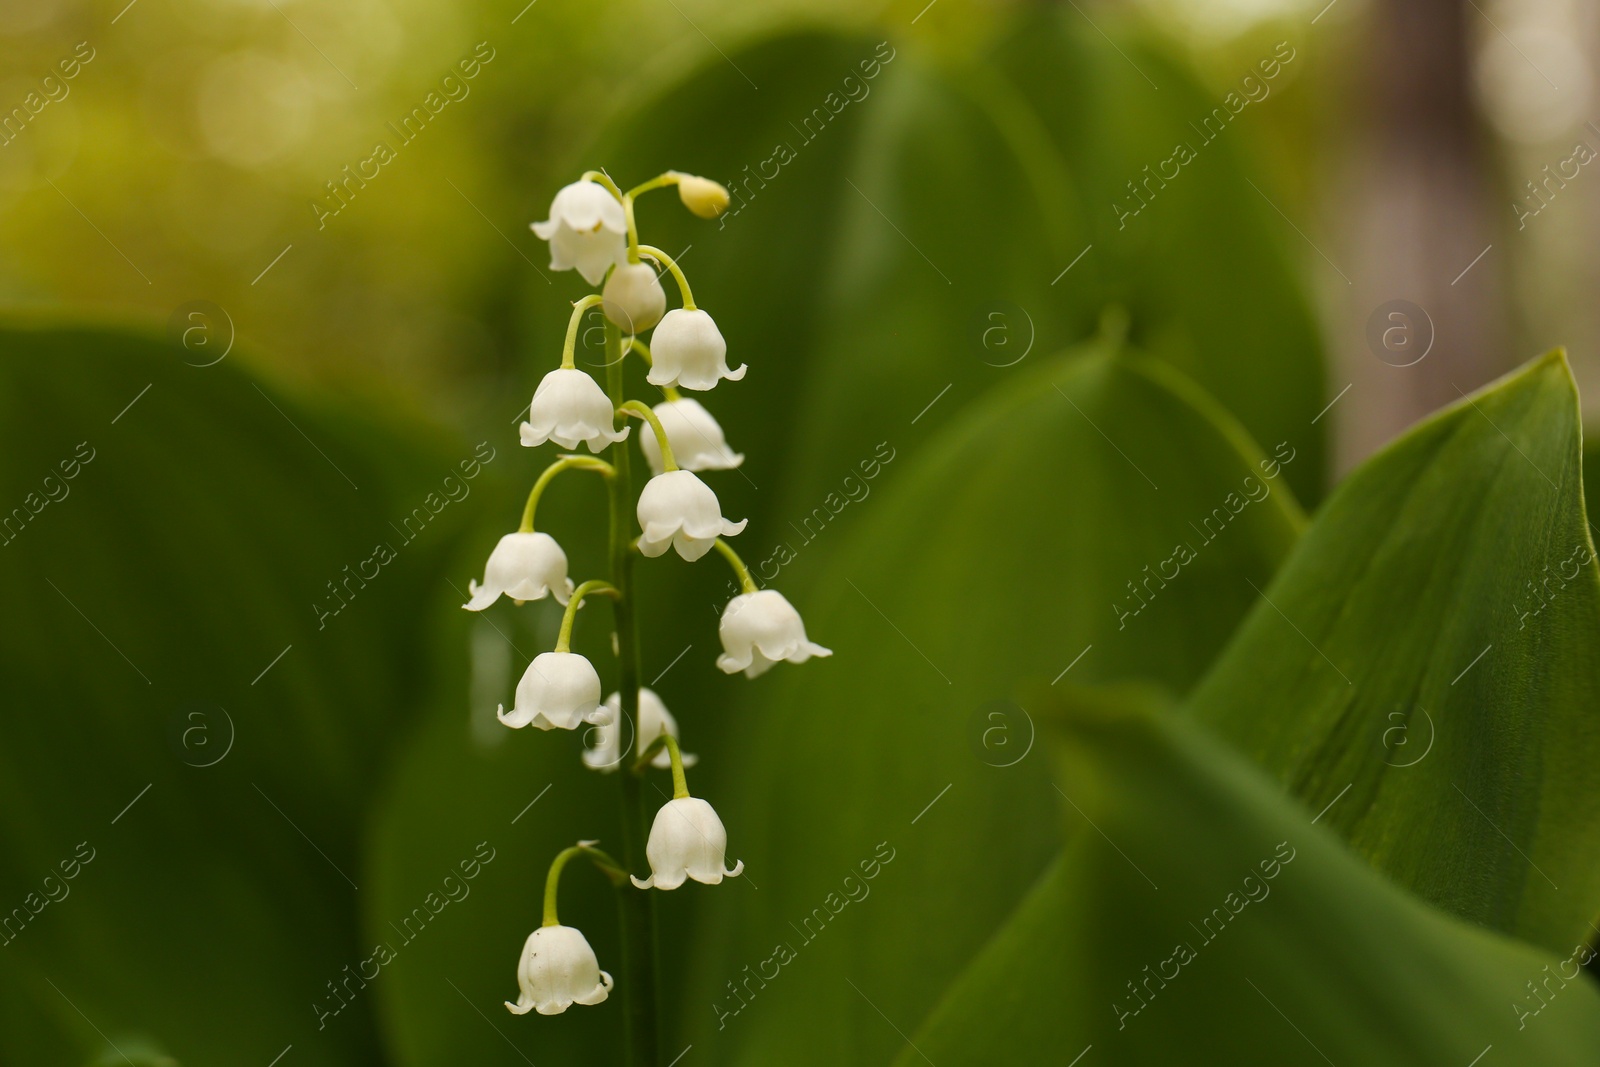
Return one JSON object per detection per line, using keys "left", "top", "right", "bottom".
{"left": 637, "top": 398, "right": 743, "bottom": 476}
{"left": 520, "top": 368, "right": 629, "bottom": 453}
{"left": 583, "top": 687, "right": 697, "bottom": 773}
{"left": 464, "top": 532, "right": 574, "bottom": 611}
{"left": 505, "top": 925, "right": 614, "bottom": 1015}
{"left": 630, "top": 796, "right": 743, "bottom": 890}
{"left": 602, "top": 261, "right": 667, "bottom": 333}
{"left": 647, "top": 309, "right": 746, "bottom": 391}
{"left": 531, "top": 180, "right": 628, "bottom": 285}
{"left": 717, "top": 589, "right": 832, "bottom": 678}
{"left": 636, "top": 469, "right": 746, "bottom": 562}
{"left": 499, "top": 652, "right": 607, "bottom": 731}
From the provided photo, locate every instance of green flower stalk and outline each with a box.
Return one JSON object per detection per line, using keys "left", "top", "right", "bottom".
{"left": 464, "top": 168, "right": 830, "bottom": 1066}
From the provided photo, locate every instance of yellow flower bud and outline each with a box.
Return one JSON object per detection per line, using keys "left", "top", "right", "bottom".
{"left": 673, "top": 173, "right": 730, "bottom": 219}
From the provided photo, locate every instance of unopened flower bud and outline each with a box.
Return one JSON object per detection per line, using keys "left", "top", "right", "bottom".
{"left": 602, "top": 261, "right": 667, "bottom": 333}
{"left": 674, "top": 173, "right": 730, "bottom": 219}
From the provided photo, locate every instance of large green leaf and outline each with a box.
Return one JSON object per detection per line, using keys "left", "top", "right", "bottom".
{"left": 991, "top": 11, "right": 1328, "bottom": 504}
{"left": 1188, "top": 350, "right": 1600, "bottom": 954}
{"left": 0, "top": 321, "right": 470, "bottom": 1064}
{"left": 681, "top": 340, "right": 1302, "bottom": 1065}
{"left": 903, "top": 684, "right": 1600, "bottom": 1065}
{"left": 776, "top": 17, "right": 1326, "bottom": 533}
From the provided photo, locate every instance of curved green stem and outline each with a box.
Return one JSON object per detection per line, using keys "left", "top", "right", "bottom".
{"left": 520, "top": 455, "right": 614, "bottom": 533}
{"left": 542, "top": 841, "right": 626, "bottom": 927}
{"left": 636, "top": 245, "right": 695, "bottom": 310}
{"left": 623, "top": 195, "right": 641, "bottom": 263}
{"left": 554, "top": 579, "right": 619, "bottom": 653}
{"left": 603, "top": 318, "right": 661, "bottom": 1065}
{"left": 581, "top": 170, "right": 625, "bottom": 202}
{"left": 562, "top": 294, "right": 606, "bottom": 369}
{"left": 663, "top": 735, "right": 690, "bottom": 800}
{"left": 714, "top": 538, "right": 759, "bottom": 594}
{"left": 621, "top": 174, "right": 680, "bottom": 263}
{"left": 625, "top": 173, "right": 680, "bottom": 200}
{"left": 618, "top": 400, "right": 677, "bottom": 472}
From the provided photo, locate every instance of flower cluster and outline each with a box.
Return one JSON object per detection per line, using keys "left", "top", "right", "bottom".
{"left": 464, "top": 170, "right": 831, "bottom": 1021}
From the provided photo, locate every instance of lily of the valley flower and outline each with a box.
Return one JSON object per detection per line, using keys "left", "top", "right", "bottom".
{"left": 464, "top": 532, "right": 574, "bottom": 610}
{"left": 638, "top": 397, "right": 743, "bottom": 476}
{"left": 647, "top": 309, "right": 746, "bottom": 391}
{"left": 632, "top": 796, "right": 743, "bottom": 890}
{"left": 672, "top": 172, "right": 731, "bottom": 219}
{"left": 499, "top": 651, "right": 607, "bottom": 730}
{"left": 636, "top": 469, "right": 746, "bottom": 561}
{"left": 602, "top": 261, "right": 667, "bottom": 333}
{"left": 505, "top": 925, "right": 614, "bottom": 1015}
{"left": 717, "top": 589, "right": 832, "bottom": 678}
{"left": 521, "top": 368, "right": 630, "bottom": 453}
{"left": 531, "top": 180, "right": 628, "bottom": 285}
{"left": 583, "top": 687, "right": 697, "bottom": 773}
{"left": 506, "top": 840, "right": 623, "bottom": 1016}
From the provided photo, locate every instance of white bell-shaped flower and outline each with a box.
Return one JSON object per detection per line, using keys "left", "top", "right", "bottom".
{"left": 647, "top": 309, "right": 746, "bottom": 391}
{"left": 499, "top": 652, "right": 607, "bottom": 731}
{"left": 636, "top": 470, "right": 746, "bottom": 562}
{"left": 530, "top": 180, "right": 628, "bottom": 285}
{"left": 631, "top": 796, "right": 743, "bottom": 890}
{"left": 464, "top": 532, "right": 574, "bottom": 610}
{"left": 717, "top": 589, "right": 832, "bottom": 678}
{"left": 520, "top": 369, "right": 629, "bottom": 453}
{"left": 583, "top": 688, "right": 698, "bottom": 772}
{"left": 505, "top": 925, "right": 613, "bottom": 1015}
{"left": 638, "top": 398, "right": 744, "bottom": 476}
{"left": 602, "top": 261, "right": 667, "bottom": 333}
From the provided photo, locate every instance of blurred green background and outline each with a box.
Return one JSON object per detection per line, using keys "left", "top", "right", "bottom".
{"left": 6, "top": 1, "right": 1600, "bottom": 1065}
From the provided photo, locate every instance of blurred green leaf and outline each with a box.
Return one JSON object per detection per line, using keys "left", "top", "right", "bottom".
{"left": 685, "top": 341, "right": 1303, "bottom": 1064}
{"left": 0, "top": 321, "right": 471, "bottom": 1064}
{"left": 901, "top": 684, "right": 1600, "bottom": 1065}
{"left": 1188, "top": 350, "right": 1600, "bottom": 954}
{"left": 992, "top": 12, "right": 1328, "bottom": 504}
{"left": 765, "top": 21, "right": 1327, "bottom": 625}
{"left": 1582, "top": 430, "right": 1599, "bottom": 529}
